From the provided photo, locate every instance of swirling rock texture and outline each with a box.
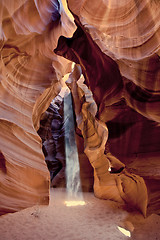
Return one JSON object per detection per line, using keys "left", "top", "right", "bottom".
{"left": 55, "top": 0, "right": 160, "bottom": 215}
{"left": 0, "top": 0, "right": 75, "bottom": 214}
{"left": 0, "top": 0, "right": 159, "bottom": 216}
{"left": 68, "top": 65, "right": 147, "bottom": 216}
{"left": 38, "top": 94, "right": 66, "bottom": 188}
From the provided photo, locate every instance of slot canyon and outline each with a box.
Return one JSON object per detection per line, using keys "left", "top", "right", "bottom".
{"left": 0, "top": 0, "right": 160, "bottom": 239}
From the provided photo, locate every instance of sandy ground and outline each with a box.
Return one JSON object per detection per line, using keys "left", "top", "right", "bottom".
{"left": 0, "top": 188, "right": 159, "bottom": 240}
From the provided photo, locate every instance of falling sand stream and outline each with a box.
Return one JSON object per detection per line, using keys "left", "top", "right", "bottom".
{"left": 0, "top": 90, "right": 159, "bottom": 240}
{"left": 63, "top": 91, "right": 85, "bottom": 205}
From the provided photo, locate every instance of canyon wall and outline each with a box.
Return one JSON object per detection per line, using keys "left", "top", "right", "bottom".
{"left": 55, "top": 0, "right": 160, "bottom": 214}
{"left": 0, "top": 0, "right": 75, "bottom": 214}
{"left": 0, "top": 0, "right": 159, "bottom": 215}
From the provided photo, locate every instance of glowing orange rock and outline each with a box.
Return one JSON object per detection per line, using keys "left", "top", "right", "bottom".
{"left": 0, "top": 0, "right": 75, "bottom": 214}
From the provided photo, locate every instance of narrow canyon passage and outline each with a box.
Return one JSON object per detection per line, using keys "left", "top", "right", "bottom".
{"left": 0, "top": 188, "right": 159, "bottom": 240}
{"left": 0, "top": 1, "right": 159, "bottom": 238}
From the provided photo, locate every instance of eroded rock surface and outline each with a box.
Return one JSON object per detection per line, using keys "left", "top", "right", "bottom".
{"left": 0, "top": 0, "right": 75, "bottom": 214}
{"left": 0, "top": 0, "right": 159, "bottom": 215}
{"left": 55, "top": 0, "right": 160, "bottom": 215}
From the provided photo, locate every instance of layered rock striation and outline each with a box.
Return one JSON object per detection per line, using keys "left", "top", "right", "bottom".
{"left": 0, "top": 0, "right": 159, "bottom": 215}
{"left": 0, "top": 0, "right": 75, "bottom": 214}
{"left": 55, "top": 0, "right": 160, "bottom": 214}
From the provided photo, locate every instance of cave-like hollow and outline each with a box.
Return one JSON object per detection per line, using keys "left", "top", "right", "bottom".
{"left": 0, "top": 2, "right": 160, "bottom": 238}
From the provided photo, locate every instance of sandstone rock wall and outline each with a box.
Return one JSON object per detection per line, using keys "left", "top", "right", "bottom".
{"left": 0, "top": 0, "right": 159, "bottom": 215}
{"left": 55, "top": 0, "right": 160, "bottom": 214}
{"left": 0, "top": 0, "right": 75, "bottom": 214}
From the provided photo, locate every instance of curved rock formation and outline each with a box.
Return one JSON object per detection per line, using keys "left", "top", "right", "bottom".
{"left": 67, "top": 0, "right": 160, "bottom": 122}
{"left": 55, "top": 0, "right": 160, "bottom": 215}
{"left": 0, "top": 0, "right": 75, "bottom": 214}
{"left": 38, "top": 94, "right": 66, "bottom": 188}
{"left": 68, "top": 64, "right": 148, "bottom": 216}
{"left": 0, "top": 0, "right": 159, "bottom": 215}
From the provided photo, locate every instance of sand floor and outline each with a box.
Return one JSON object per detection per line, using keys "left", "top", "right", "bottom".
{"left": 0, "top": 188, "right": 159, "bottom": 240}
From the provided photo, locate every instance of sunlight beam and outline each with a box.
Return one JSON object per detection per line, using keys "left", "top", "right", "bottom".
{"left": 117, "top": 226, "right": 131, "bottom": 237}
{"left": 65, "top": 200, "right": 86, "bottom": 207}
